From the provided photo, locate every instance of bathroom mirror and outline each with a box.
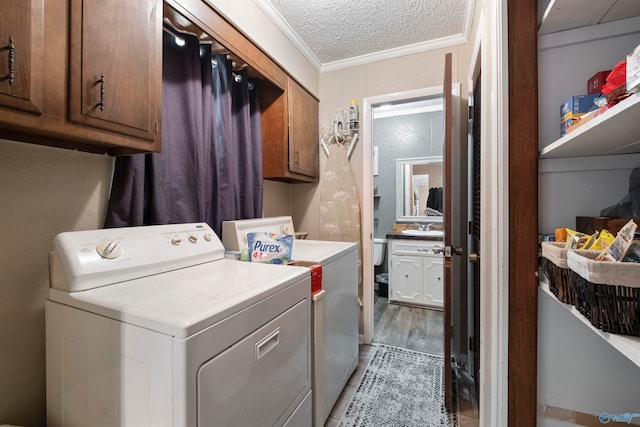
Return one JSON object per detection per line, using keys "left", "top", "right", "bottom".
{"left": 396, "top": 156, "right": 443, "bottom": 222}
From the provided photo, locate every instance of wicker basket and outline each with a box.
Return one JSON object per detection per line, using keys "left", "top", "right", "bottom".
{"left": 541, "top": 242, "right": 578, "bottom": 305}
{"left": 567, "top": 250, "right": 640, "bottom": 337}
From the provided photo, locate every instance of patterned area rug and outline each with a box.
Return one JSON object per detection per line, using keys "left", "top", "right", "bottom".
{"left": 339, "top": 344, "right": 458, "bottom": 427}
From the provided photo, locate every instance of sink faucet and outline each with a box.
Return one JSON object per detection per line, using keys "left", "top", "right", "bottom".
{"left": 415, "top": 223, "right": 435, "bottom": 231}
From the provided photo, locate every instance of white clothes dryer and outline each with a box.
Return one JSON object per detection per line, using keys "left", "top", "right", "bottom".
{"left": 46, "top": 223, "right": 312, "bottom": 427}
{"left": 222, "top": 217, "right": 358, "bottom": 426}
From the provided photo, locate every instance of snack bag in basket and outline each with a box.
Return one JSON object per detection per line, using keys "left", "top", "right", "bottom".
{"left": 595, "top": 219, "right": 637, "bottom": 261}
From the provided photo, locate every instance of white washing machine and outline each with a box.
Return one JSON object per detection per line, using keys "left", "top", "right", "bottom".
{"left": 46, "top": 223, "right": 312, "bottom": 427}
{"left": 221, "top": 217, "right": 358, "bottom": 426}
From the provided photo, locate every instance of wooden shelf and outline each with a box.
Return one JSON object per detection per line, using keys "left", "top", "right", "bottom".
{"left": 539, "top": 92, "right": 640, "bottom": 159}
{"left": 539, "top": 0, "right": 640, "bottom": 35}
{"left": 540, "top": 281, "right": 640, "bottom": 368}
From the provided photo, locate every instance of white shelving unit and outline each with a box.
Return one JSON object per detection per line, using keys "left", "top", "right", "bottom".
{"left": 539, "top": 92, "right": 640, "bottom": 368}
{"left": 537, "top": 4, "right": 640, "bottom": 422}
{"left": 539, "top": 0, "right": 640, "bottom": 35}
{"left": 540, "top": 92, "right": 640, "bottom": 158}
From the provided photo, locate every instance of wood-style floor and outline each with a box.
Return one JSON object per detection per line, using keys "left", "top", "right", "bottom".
{"left": 324, "top": 293, "right": 479, "bottom": 427}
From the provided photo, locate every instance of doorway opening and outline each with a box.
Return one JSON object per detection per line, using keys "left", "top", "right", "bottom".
{"left": 369, "top": 93, "right": 446, "bottom": 356}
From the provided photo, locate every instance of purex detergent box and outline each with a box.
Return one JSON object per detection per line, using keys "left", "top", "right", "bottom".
{"left": 247, "top": 232, "right": 294, "bottom": 264}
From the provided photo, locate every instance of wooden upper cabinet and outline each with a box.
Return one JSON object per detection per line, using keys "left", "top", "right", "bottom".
{"left": 262, "top": 77, "right": 319, "bottom": 183}
{"left": 68, "top": 0, "right": 160, "bottom": 142}
{"left": 288, "top": 78, "right": 319, "bottom": 179}
{"left": 0, "top": 0, "right": 43, "bottom": 114}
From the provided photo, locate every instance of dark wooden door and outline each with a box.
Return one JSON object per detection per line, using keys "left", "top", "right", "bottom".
{"left": 68, "top": 0, "right": 160, "bottom": 142}
{"left": 0, "top": 0, "right": 43, "bottom": 114}
{"left": 442, "top": 52, "right": 453, "bottom": 411}
{"left": 470, "top": 74, "right": 481, "bottom": 395}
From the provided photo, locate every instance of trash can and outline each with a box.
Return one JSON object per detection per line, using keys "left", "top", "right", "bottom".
{"left": 375, "top": 273, "right": 389, "bottom": 298}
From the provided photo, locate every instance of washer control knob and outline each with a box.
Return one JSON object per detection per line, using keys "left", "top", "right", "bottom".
{"left": 189, "top": 234, "right": 198, "bottom": 243}
{"left": 171, "top": 237, "right": 182, "bottom": 246}
{"left": 96, "top": 240, "right": 122, "bottom": 259}
{"left": 204, "top": 233, "right": 212, "bottom": 242}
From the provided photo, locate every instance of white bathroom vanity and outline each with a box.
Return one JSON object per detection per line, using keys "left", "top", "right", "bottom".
{"left": 387, "top": 237, "right": 444, "bottom": 308}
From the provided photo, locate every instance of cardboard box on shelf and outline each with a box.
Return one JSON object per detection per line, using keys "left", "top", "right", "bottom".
{"left": 559, "top": 94, "right": 605, "bottom": 136}
{"left": 560, "top": 111, "right": 583, "bottom": 123}
{"left": 562, "top": 105, "right": 611, "bottom": 136}
{"left": 561, "top": 94, "right": 600, "bottom": 118}
{"left": 576, "top": 216, "right": 640, "bottom": 235}
{"left": 587, "top": 70, "right": 612, "bottom": 94}
{"left": 560, "top": 117, "right": 579, "bottom": 136}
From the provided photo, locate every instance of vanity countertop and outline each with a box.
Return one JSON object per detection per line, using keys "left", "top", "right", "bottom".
{"left": 385, "top": 232, "right": 444, "bottom": 241}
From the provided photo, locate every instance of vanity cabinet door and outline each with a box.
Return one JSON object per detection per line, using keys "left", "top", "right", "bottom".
{"left": 423, "top": 256, "right": 444, "bottom": 308}
{"left": 0, "top": 0, "right": 43, "bottom": 114}
{"left": 389, "top": 255, "right": 423, "bottom": 304}
{"left": 68, "top": 0, "right": 160, "bottom": 144}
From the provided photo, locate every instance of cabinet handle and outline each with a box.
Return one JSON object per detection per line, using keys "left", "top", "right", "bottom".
{"left": 432, "top": 246, "right": 443, "bottom": 254}
{"left": 97, "top": 73, "right": 105, "bottom": 111}
{"left": 294, "top": 150, "right": 299, "bottom": 165}
{"left": 4, "top": 36, "right": 15, "bottom": 86}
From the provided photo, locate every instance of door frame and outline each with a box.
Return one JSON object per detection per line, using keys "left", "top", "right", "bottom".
{"left": 361, "top": 84, "right": 460, "bottom": 347}
{"left": 507, "top": 0, "right": 538, "bottom": 425}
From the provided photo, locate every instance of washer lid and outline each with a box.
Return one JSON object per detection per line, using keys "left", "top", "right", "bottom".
{"left": 292, "top": 240, "right": 357, "bottom": 266}
{"left": 48, "top": 259, "right": 310, "bottom": 338}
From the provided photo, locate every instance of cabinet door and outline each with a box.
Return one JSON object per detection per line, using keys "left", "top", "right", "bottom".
{"left": 0, "top": 0, "right": 43, "bottom": 114}
{"left": 288, "top": 78, "right": 319, "bottom": 178}
{"left": 389, "top": 255, "right": 423, "bottom": 304}
{"left": 68, "top": 0, "right": 160, "bottom": 142}
{"left": 422, "top": 256, "right": 444, "bottom": 308}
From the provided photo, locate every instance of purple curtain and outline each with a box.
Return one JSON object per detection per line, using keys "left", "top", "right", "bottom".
{"left": 105, "top": 31, "right": 263, "bottom": 235}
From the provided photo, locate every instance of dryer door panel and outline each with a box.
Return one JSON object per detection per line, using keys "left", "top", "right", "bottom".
{"left": 197, "top": 299, "right": 310, "bottom": 427}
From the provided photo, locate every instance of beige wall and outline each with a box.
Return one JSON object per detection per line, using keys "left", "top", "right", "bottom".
{"left": 293, "top": 47, "right": 469, "bottom": 239}
{"left": 0, "top": 139, "right": 113, "bottom": 426}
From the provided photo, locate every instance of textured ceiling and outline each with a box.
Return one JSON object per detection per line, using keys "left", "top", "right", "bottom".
{"left": 262, "top": 0, "right": 470, "bottom": 65}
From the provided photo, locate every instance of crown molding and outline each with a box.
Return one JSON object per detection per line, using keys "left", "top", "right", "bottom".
{"left": 320, "top": 34, "right": 468, "bottom": 73}
{"left": 254, "top": 0, "right": 322, "bottom": 71}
